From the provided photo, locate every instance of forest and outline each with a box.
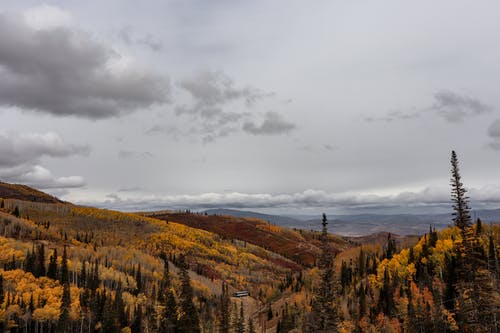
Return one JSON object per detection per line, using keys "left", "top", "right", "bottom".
{"left": 0, "top": 151, "right": 499, "bottom": 332}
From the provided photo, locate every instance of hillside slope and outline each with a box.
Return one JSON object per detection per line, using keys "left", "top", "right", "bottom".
{"left": 145, "top": 211, "right": 350, "bottom": 267}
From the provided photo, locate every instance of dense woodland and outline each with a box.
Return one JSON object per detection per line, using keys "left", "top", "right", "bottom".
{"left": 0, "top": 151, "right": 499, "bottom": 332}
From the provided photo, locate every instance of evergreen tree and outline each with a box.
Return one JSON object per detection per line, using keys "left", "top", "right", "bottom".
{"left": 131, "top": 306, "right": 143, "bottom": 333}
{"left": 159, "top": 260, "right": 177, "bottom": 333}
{"left": 0, "top": 274, "right": 4, "bottom": 305}
{"left": 377, "top": 267, "right": 394, "bottom": 316}
{"left": 34, "top": 244, "right": 46, "bottom": 277}
{"left": 307, "top": 213, "right": 339, "bottom": 332}
{"left": 176, "top": 255, "right": 200, "bottom": 333}
{"left": 78, "top": 260, "right": 86, "bottom": 288}
{"left": 247, "top": 318, "right": 256, "bottom": 333}
{"left": 218, "top": 282, "right": 231, "bottom": 333}
{"left": 488, "top": 233, "right": 499, "bottom": 281}
{"left": 47, "top": 248, "right": 58, "bottom": 280}
{"left": 57, "top": 246, "right": 72, "bottom": 333}
{"left": 13, "top": 206, "right": 20, "bottom": 218}
{"left": 384, "top": 233, "right": 397, "bottom": 259}
{"left": 235, "top": 301, "right": 245, "bottom": 333}
{"left": 136, "top": 264, "right": 143, "bottom": 293}
{"left": 450, "top": 151, "right": 472, "bottom": 232}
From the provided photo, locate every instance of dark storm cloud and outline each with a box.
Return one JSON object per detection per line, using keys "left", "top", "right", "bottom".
{"left": 243, "top": 111, "right": 296, "bottom": 135}
{"left": 0, "top": 131, "right": 89, "bottom": 167}
{"left": 0, "top": 13, "right": 170, "bottom": 119}
{"left": 366, "top": 91, "right": 492, "bottom": 123}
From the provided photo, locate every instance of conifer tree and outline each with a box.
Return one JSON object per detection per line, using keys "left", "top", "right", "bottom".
{"left": 177, "top": 255, "right": 200, "bottom": 333}
{"left": 47, "top": 248, "right": 58, "bottom": 280}
{"left": 307, "top": 213, "right": 339, "bottom": 332}
{"left": 0, "top": 274, "right": 3, "bottom": 333}
{"left": 450, "top": 151, "right": 471, "bottom": 232}
{"left": 235, "top": 301, "right": 245, "bottom": 333}
{"left": 218, "top": 282, "right": 231, "bottom": 333}
{"left": 384, "top": 233, "right": 397, "bottom": 259}
{"left": 57, "top": 246, "right": 72, "bottom": 333}
{"left": 0, "top": 274, "right": 4, "bottom": 305}
{"left": 488, "top": 233, "right": 499, "bottom": 280}
{"left": 159, "top": 260, "right": 177, "bottom": 333}
{"left": 34, "top": 244, "right": 46, "bottom": 277}
{"left": 248, "top": 317, "right": 256, "bottom": 333}
{"left": 131, "top": 306, "right": 143, "bottom": 333}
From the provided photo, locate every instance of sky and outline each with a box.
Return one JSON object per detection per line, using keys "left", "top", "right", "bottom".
{"left": 1, "top": 1, "right": 500, "bottom": 215}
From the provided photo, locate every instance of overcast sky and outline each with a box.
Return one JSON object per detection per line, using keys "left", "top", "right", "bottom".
{"left": 1, "top": 1, "right": 500, "bottom": 215}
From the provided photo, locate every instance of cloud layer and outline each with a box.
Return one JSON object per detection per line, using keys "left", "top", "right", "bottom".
{"left": 0, "top": 9, "right": 170, "bottom": 119}
{"left": 0, "top": 131, "right": 88, "bottom": 188}
{"left": 83, "top": 185, "right": 500, "bottom": 213}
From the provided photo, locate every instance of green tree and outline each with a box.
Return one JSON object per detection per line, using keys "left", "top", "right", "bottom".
{"left": 235, "top": 301, "right": 245, "bottom": 333}
{"left": 218, "top": 282, "right": 231, "bottom": 333}
{"left": 159, "top": 260, "right": 177, "bottom": 333}
{"left": 307, "top": 213, "right": 339, "bottom": 332}
{"left": 47, "top": 248, "right": 58, "bottom": 280}
{"left": 57, "top": 246, "right": 72, "bottom": 333}
{"left": 450, "top": 150, "right": 472, "bottom": 232}
{"left": 176, "top": 255, "right": 200, "bottom": 333}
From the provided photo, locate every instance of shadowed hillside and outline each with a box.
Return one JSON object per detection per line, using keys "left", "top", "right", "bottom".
{"left": 0, "top": 181, "right": 63, "bottom": 204}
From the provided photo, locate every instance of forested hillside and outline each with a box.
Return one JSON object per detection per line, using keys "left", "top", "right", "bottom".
{"left": 0, "top": 152, "right": 499, "bottom": 332}
{"left": 0, "top": 185, "right": 321, "bottom": 332}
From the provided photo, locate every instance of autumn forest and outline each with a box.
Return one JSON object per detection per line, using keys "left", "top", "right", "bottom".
{"left": 0, "top": 152, "right": 499, "bottom": 333}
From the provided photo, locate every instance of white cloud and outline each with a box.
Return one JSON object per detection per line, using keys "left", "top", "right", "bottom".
{"left": 0, "top": 130, "right": 88, "bottom": 189}
{"left": 0, "top": 164, "right": 85, "bottom": 189}
{"left": 0, "top": 131, "right": 89, "bottom": 167}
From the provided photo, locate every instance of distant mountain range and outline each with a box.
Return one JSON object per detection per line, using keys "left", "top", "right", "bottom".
{"left": 204, "top": 208, "right": 500, "bottom": 236}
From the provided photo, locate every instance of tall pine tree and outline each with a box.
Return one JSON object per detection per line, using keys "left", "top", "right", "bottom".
{"left": 57, "top": 246, "right": 72, "bottom": 333}
{"left": 218, "top": 282, "right": 231, "bottom": 333}
{"left": 159, "top": 259, "right": 178, "bottom": 333}
{"left": 307, "top": 213, "right": 339, "bottom": 332}
{"left": 176, "top": 255, "right": 200, "bottom": 333}
{"left": 450, "top": 150, "right": 472, "bottom": 232}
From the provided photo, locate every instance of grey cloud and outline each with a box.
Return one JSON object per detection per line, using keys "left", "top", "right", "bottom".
{"left": 179, "top": 70, "right": 272, "bottom": 107}
{"left": 364, "top": 109, "right": 422, "bottom": 123}
{"left": 0, "top": 131, "right": 87, "bottom": 189}
{"left": 487, "top": 119, "right": 500, "bottom": 150}
{"left": 488, "top": 119, "right": 500, "bottom": 138}
{"left": 0, "top": 164, "right": 85, "bottom": 189}
{"left": 118, "top": 150, "right": 155, "bottom": 159}
{"left": 243, "top": 111, "right": 296, "bottom": 135}
{"left": 78, "top": 186, "right": 499, "bottom": 212}
{"left": 0, "top": 131, "right": 89, "bottom": 167}
{"left": 366, "top": 91, "right": 492, "bottom": 123}
{"left": 172, "top": 71, "right": 276, "bottom": 141}
{"left": 431, "top": 90, "right": 492, "bottom": 122}
{"left": 0, "top": 13, "right": 170, "bottom": 119}
{"left": 118, "top": 186, "right": 145, "bottom": 192}
{"left": 118, "top": 26, "right": 163, "bottom": 52}
{"left": 324, "top": 144, "right": 337, "bottom": 151}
